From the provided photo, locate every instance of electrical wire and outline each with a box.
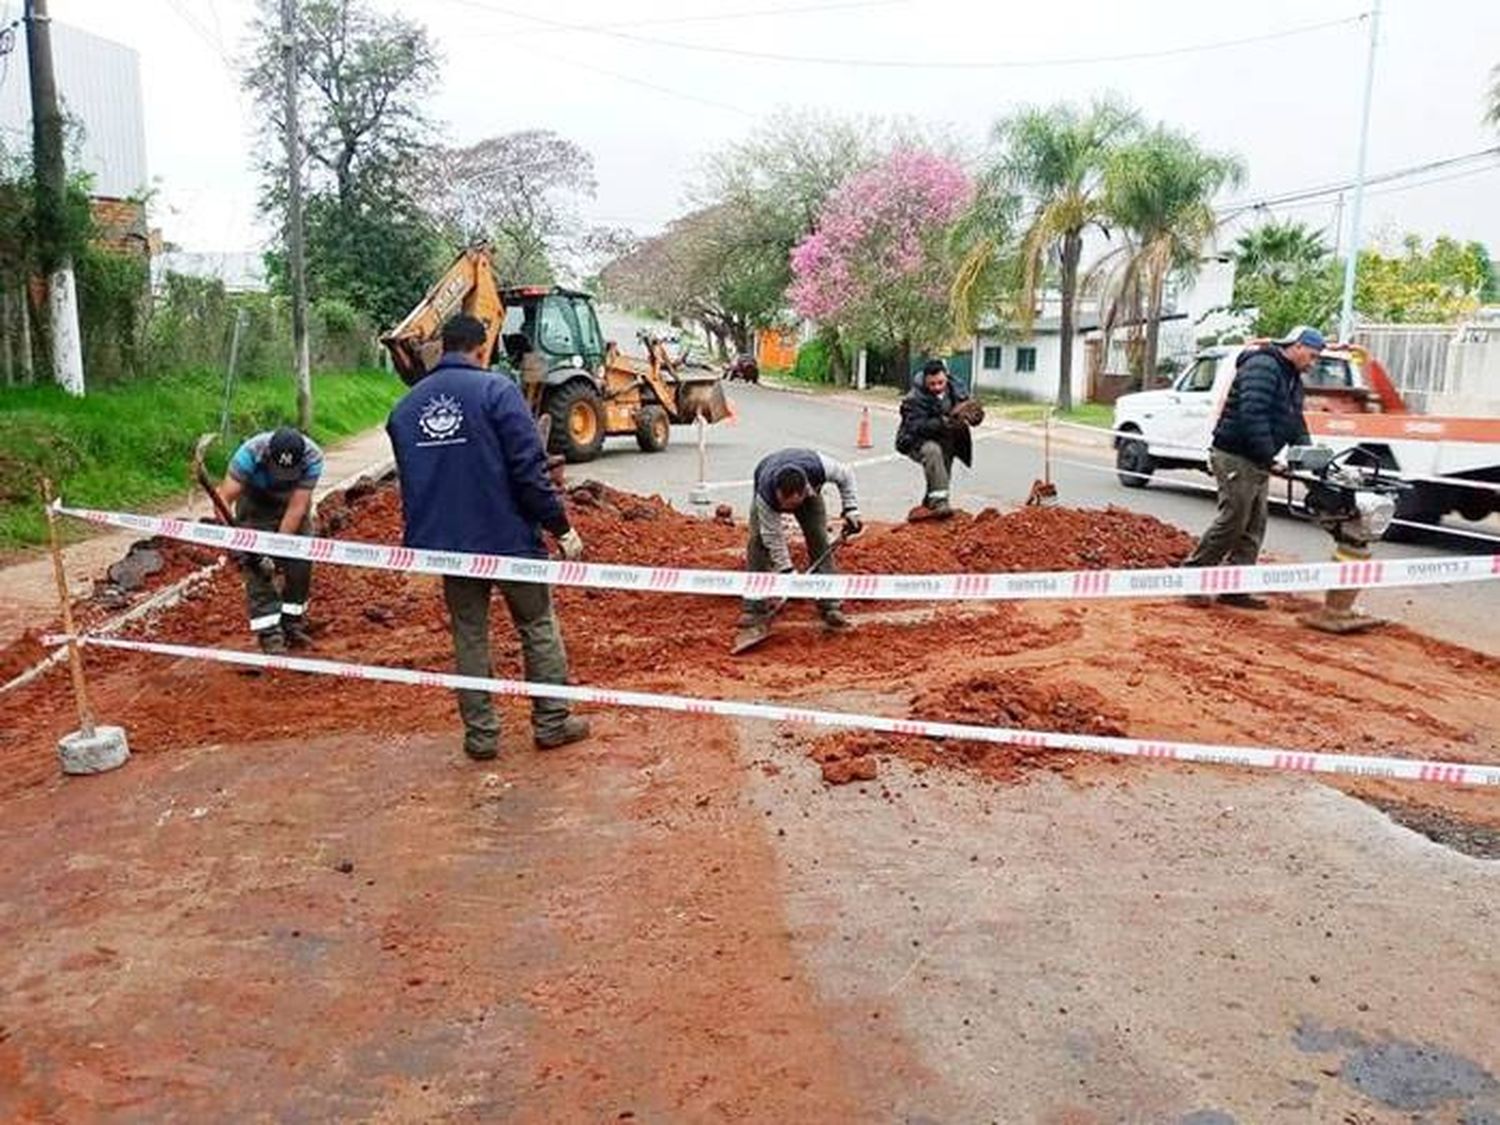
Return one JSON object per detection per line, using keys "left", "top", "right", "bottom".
{"left": 477, "top": 0, "right": 916, "bottom": 40}
{"left": 436, "top": 1, "right": 1365, "bottom": 70}
{"left": 1218, "top": 147, "right": 1500, "bottom": 220}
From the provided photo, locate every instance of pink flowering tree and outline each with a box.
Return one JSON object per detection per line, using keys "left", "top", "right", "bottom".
{"left": 789, "top": 150, "right": 972, "bottom": 373}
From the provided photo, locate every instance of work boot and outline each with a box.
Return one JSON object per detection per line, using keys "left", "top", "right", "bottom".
{"left": 282, "top": 618, "right": 313, "bottom": 649}
{"left": 463, "top": 737, "right": 499, "bottom": 762}
{"left": 820, "top": 606, "right": 851, "bottom": 631}
{"left": 737, "top": 609, "right": 769, "bottom": 629}
{"left": 1184, "top": 594, "right": 1212, "bottom": 608}
{"left": 927, "top": 498, "right": 954, "bottom": 519}
{"left": 535, "top": 715, "right": 591, "bottom": 750}
{"left": 257, "top": 627, "right": 287, "bottom": 655}
{"left": 1217, "top": 593, "right": 1270, "bottom": 610}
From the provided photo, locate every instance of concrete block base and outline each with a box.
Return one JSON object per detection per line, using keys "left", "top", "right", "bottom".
{"left": 58, "top": 725, "right": 130, "bottom": 775}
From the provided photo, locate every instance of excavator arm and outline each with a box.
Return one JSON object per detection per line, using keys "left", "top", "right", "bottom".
{"left": 380, "top": 245, "right": 505, "bottom": 386}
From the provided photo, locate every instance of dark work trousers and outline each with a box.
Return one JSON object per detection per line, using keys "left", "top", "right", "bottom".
{"left": 907, "top": 439, "right": 954, "bottom": 504}
{"left": 234, "top": 490, "right": 313, "bottom": 638}
{"left": 742, "top": 491, "right": 841, "bottom": 619}
{"left": 1184, "top": 449, "right": 1271, "bottom": 568}
{"left": 442, "top": 576, "right": 572, "bottom": 757}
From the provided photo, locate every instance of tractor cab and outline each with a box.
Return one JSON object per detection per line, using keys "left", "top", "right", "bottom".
{"left": 497, "top": 286, "right": 608, "bottom": 376}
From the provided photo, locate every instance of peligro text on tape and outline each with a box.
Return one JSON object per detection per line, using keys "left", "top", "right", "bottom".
{"left": 46, "top": 633, "right": 1500, "bottom": 789}
{"left": 52, "top": 501, "right": 1500, "bottom": 603}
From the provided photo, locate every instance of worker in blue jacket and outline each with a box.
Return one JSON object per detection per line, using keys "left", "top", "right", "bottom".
{"left": 387, "top": 314, "right": 589, "bottom": 760}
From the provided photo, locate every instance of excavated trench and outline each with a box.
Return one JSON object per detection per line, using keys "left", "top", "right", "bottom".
{"left": 2, "top": 478, "right": 1497, "bottom": 852}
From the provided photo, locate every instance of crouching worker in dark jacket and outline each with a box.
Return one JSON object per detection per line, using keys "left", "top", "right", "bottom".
{"left": 1184, "top": 324, "right": 1321, "bottom": 608}
{"left": 736, "top": 449, "right": 862, "bottom": 647}
{"left": 895, "top": 359, "right": 984, "bottom": 519}
{"left": 387, "top": 314, "right": 589, "bottom": 760}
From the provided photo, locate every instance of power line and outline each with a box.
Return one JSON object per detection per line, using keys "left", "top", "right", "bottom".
{"left": 477, "top": 0, "right": 915, "bottom": 40}
{"left": 436, "top": 1, "right": 1366, "bottom": 70}
{"left": 1218, "top": 147, "right": 1500, "bottom": 219}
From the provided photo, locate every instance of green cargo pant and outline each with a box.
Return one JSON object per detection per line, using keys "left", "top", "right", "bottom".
{"left": 907, "top": 439, "right": 954, "bottom": 505}
{"left": 1184, "top": 449, "right": 1271, "bottom": 568}
{"left": 233, "top": 490, "right": 313, "bottom": 638}
{"left": 743, "top": 492, "right": 841, "bottom": 618}
{"left": 442, "top": 575, "right": 572, "bottom": 757}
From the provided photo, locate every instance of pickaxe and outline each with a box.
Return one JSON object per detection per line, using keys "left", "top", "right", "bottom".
{"left": 192, "top": 432, "right": 274, "bottom": 578}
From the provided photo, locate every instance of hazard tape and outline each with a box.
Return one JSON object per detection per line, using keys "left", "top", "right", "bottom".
{"left": 43, "top": 633, "right": 1500, "bottom": 789}
{"left": 51, "top": 502, "right": 1500, "bottom": 602}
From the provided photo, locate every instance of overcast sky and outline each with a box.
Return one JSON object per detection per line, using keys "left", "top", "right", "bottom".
{"left": 40, "top": 0, "right": 1500, "bottom": 258}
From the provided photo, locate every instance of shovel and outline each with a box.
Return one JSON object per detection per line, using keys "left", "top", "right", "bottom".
{"left": 730, "top": 529, "right": 849, "bottom": 656}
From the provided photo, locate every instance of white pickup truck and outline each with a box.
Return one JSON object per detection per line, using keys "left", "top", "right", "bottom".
{"left": 1112, "top": 344, "right": 1500, "bottom": 536}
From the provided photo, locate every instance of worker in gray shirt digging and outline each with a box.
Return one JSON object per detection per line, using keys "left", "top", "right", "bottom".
{"left": 735, "top": 448, "right": 862, "bottom": 652}
{"left": 216, "top": 426, "right": 324, "bottom": 653}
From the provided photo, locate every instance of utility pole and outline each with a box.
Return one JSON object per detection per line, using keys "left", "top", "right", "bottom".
{"left": 25, "top": 0, "right": 85, "bottom": 395}
{"left": 281, "top": 0, "right": 311, "bottom": 429}
{"left": 1337, "top": 0, "right": 1382, "bottom": 344}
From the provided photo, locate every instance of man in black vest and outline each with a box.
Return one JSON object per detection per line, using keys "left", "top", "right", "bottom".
{"left": 1184, "top": 325, "right": 1321, "bottom": 608}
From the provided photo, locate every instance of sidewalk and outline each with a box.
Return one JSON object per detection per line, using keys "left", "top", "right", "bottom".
{"left": 0, "top": 427, "right": 396, "bottom": 654}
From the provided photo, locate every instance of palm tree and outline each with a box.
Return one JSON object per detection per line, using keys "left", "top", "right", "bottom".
{"left": 1486, "top": 63, "right": 1500, "bottom": 127}
{"left": 1096, "top": 128, "right": 1245, "bottom": 379}
{"left": 957, "top": 98, "right": 1140, "bottom": 410}
{"left": 1232, "top": 220, "right": 1330, "bottom": 288}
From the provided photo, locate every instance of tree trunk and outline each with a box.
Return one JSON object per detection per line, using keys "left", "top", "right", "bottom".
{"left": 896, "top": 337, "right": 912, "bottom": 390}
{"left": 1142, "top": 263, "right": 1166, "bottom": 385}
{"left": 18, "top": 281, "right": 35, "bottom": 385}
{"left": 1057, "top": 231, "right": 1082, "bottom": 411}
{"left": 1, "top": 288, "right": 12, "bottom": 387}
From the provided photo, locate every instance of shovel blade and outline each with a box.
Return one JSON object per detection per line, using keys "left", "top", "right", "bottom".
{"left": 730, "top": 623, "right": 771, "bottom": 655}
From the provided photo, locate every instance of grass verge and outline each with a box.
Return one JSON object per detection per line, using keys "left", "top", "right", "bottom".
{"left": 0, "top": 369, "right": 402, "bottom": 552}
{"left": 981, "top": 399, "right": 1115, "bottom": 429}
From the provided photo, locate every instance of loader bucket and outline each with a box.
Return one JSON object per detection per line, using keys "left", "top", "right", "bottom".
{"left": 677, "top": 379, "right": 731, "bottom": 424}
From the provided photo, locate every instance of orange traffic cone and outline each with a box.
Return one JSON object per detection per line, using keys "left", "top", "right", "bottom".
{"left": 856, "top": 406, "right": 872, "bottom": 449}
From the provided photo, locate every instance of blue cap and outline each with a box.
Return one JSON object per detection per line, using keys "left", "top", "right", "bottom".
{"left": 1276, "top": 325, "right": 1327, "bottom": 350}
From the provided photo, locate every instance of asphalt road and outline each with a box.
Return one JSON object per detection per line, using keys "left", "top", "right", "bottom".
{"left": 573, "top": 382, "right": 1499, "bottom": 651}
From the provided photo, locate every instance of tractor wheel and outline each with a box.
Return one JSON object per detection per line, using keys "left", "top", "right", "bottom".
{"left": 547, "top": 380, "right": 607, "bottom": 463}
{"left": 1115, "top": 431, "right": 1155, "bottom": 488}
{"left": 634, "top": 404, "right": 670, "bottom": 452}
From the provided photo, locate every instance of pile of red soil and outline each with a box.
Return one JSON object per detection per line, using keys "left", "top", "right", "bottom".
{"left": 841, "top": 506, "right": 1194, "bottom": 575}
{"left": 809, "top": 672, "right": 1129, "bottom": 786}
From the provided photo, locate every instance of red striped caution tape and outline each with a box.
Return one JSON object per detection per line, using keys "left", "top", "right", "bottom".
{"left": 46, "top": 634, "right": 1500, "bottom": 789}
{"left": 52, "top": 502, "right": 1500, "bottom": 603}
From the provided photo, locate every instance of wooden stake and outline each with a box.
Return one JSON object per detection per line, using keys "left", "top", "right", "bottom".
{"left": 42, "top": 477, "right": 95, "bottom": 737}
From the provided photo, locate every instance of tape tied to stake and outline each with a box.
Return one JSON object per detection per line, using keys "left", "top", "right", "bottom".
{"left": 42, "top": 633, "right": 1500, "bottom": 789}
{"left": 52, "top": 503, "right": 1500, "bottom": 603}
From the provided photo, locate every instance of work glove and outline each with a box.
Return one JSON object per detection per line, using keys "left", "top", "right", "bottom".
{"left": 558, "top": 528, "right": 585, "bottom": 560}
{"left": 841, "top": 510, "right": 864, "bottom": 539}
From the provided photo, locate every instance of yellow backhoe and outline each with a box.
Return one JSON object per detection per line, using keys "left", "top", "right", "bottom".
{"left": 381, "top": 245, "right": 731, "bottom": 462}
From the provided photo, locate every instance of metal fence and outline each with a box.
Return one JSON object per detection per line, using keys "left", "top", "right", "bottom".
{"left": 1353, "top": 318, "right": 1500, "bottom": 415}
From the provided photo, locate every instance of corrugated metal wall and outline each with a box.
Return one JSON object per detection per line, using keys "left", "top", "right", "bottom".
{"left": 0, "top": 20, "right": 147, "bottom": 199}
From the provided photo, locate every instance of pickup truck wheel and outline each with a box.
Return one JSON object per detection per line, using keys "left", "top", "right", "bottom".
{"left": 1116, "top": 434, "right": 1155, "bottom": 489}
{"left": 634, "top": 404, "right": 670, "bottom": 452}
{"left": 547, "top": 381, "right": 607, "bottom": 463}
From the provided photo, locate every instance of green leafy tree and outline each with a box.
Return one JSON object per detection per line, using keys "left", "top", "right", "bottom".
{"left": 1485, "top": 62, "right": 1500, "bottom": 128}
{"left": 973, "top": 98, "right": 1142, "bottom": 410}
{"left": 1096, "top": 127, "right": 1244, "bottom": 376}
{"left": 1231, "top": 220, "right": 1339, "bottom": 337}
{"left": 1354, "top": 235, "right": 1494, "bottom": 323}
{"left": 244, "top": 0, "right": 441, "bottom": 325}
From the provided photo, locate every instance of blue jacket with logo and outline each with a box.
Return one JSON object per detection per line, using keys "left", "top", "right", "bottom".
{"left": 386, "top": 354, "right": 570, "bottom": 558}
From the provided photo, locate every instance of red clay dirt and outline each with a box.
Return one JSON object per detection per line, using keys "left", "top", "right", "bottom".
{"left": 2, "top": 479, "right": 1499, "bottom": 1117}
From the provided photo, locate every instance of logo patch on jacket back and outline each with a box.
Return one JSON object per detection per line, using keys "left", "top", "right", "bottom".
{"left": 417, "top": 394, "right": 466, "bottom": 445}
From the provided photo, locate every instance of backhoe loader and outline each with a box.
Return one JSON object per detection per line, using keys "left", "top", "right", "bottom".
{"left": 381, "top": 245, "right": 731, "bottom": 462}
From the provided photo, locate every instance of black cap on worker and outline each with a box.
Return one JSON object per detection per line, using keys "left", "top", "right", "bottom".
{"left": 922, "top": 359, "right": 947, "bottom": 377}
{"left": 266, "top": 426, "right": 306, "bottom": 482}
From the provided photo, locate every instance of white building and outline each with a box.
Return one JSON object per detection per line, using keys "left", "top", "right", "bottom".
{"left": 969, "top": 255, "right": 1237, "bottom": 403}
{"left": 0, "top": 21, "right": 148, "bottom": 200}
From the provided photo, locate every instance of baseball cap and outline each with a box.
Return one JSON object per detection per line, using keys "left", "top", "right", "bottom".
{"left": 266, "top": 426, "right": 306, "bottom": 482}
{"left": 1275, "top": 325, "right": 1327, "bottom": 350}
